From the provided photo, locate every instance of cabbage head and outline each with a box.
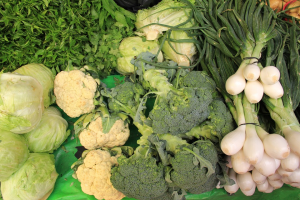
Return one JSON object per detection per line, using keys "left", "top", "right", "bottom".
{"left": 24, "top": 106, "right": 69, "bottom": 153}
{"left": 135, "top": 0, "right": 194, "bottom": 40}
{"left": 161, "top": 27, "right": 197, "bottom": 66}
{"left": 1, "top": 153, "right": 58, "bottom": 200}
{"left": 0, "top": 130, "right": 29, "bottom": 181}
{"left": 14, "top": 63, "right": 55, "bottom": 108}
{"left": 117, "top": 36, "right": 163, "bottom": 75}
{"left": 0, "top": 73, "right": 44, "bottom": 134}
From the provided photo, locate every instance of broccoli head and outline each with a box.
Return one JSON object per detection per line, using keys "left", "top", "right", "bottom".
{"left": 110, "top": 146, "right": 169, "bottom": 200}
{"left": 129, "top": 52, "right": 222, "bottom": 136}
{"left": 186, "top": 99, "right": 236, "bottom": 142}
{"left": 107, "top": 81, "right": 145, "bottom": 114}
{"left": 175, "top": 70, "right": 216, "bottom": 90}
{"left": 168, "top": 140, "right": 219, "bottom": 191}
{"left": 148, "top": 82, "right": 214, "bottom": 136}
{"left": 187, "top": 164, "right": 221, "bottom": 194}
{"left": 151, "top": 186, "right": 186, "bottom": 200}
{"left": 148, "top": 134, "right": 219, "bottom": 193}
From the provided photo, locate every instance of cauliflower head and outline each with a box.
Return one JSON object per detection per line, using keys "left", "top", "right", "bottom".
{"left": 79, "top": 116, "right": 130, "bottom": 149}
{"left": 76, "top": 149, "right": 125, "bottom": 200}
{"left": 54, "top": 69, "right": 98, "bottom": 118}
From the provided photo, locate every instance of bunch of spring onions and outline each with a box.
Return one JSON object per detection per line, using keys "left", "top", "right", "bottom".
{"left": 190, "top": 0, "right": 300, "bottom": 196}
{"left": 191, "top": 0, "right": 286, "bottom": 104}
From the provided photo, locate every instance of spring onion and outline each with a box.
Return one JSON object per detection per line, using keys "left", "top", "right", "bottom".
{"left": 260, "top": 66, "right": 281, "bottom": 85}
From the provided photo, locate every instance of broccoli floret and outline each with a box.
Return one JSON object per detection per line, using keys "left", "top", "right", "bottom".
{"left": 131, "top": 54, "right": 218, "bottom": 136}
{"left": 175, "top": 70, "right": 216, "bottom": 90}
{"left": 209, "top": 99, "right": 236, "bottom": 137}
{"left": 101, "top": 80, "right": 154, "bottom": 140}
{"left": 110, "top": 146, "right": 168, "bottom": 200}
{"left": 146, "top": 70, "right": 214, "bottom": 136}
{"left": 169, "top": 140, "right": 218, "bottom": 190}
{"left": 169, "top": 149, "right": 208, "bottom": 190}
{"left": 187, "top": 164, "right": 221, "bottom": 194}
{"left": 107, "top": 81, "right": 145, "bottom": 114}
{"left": 151, "top": 187, "right": 186, "bottom": 200}
{"left": 186, "top": 99, "right": 236, "bottom": 142}
{"left": 148, "top": 134, "right": 219, "bottom": 193}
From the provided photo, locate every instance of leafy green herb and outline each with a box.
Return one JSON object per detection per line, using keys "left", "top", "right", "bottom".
{"left": 0, "top": 0, "right": 135, "bottom": 78}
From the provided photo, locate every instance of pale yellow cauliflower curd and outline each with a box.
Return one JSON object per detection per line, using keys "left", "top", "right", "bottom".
{"left": 54, "top": 70, "right": 97, "bottom": 118}
{"left": 76, "top": 150, "right": 125, "bottom": 200}
{"left": 79, "top": 117, "right": 130, "bottom": 149}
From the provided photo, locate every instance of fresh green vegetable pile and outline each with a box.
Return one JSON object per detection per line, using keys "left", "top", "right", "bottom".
{"left": 2, "top": 0, "right": 300, "bottom": 200}
{"left": 66, "top": 53, "right": 234, "bottom": 200}
{"left": 0, "top": 0, "right": 135, "bottom": 77}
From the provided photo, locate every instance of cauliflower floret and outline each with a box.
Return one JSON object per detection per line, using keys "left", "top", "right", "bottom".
{"left": 76, "top": 149, "right": 125, "bottom": 200}
{"left": 79, "top": 116, "right": 130, "bottom": 149}
{"left": 54, "top": 70, "right": 98, "bottom": 118}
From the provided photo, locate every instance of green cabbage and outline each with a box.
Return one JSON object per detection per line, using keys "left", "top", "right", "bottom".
{"left": 161, "top": 27, "right": 197, "bottom": 66}
{"left": 1, "top": 153, "right": 58, "bottom": 200}
{"left": 13, "top": 63, "right": 55, "bottom": 108}
{"left": 0, "top": 73, "right": 44, "bottom": 134}
{"left": 0, "top": 130, "right": 29, "bottom": 181}
{"left": 24, "top": 107, "right": 69, "bottom": 153}
{"left": 117, "top": 36, "right": 163, "bottom": 75}
{"left": 135, "top": 0, "right": 194, "bottom": 40}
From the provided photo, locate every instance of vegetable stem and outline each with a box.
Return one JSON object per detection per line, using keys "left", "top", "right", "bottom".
{"left": 233, "top": 94, "right": 246, "bottom": 125}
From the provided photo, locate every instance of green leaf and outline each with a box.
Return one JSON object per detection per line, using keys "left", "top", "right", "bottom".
{"left": 91, "top": 6, "right": 98, "bottom": 20}
{"left": 101, "top": 113, "right": 120, "bottom": 134}
{"left": 118, "top": 7, "right": 136, "bottom": 21}
{"left": 114, "top": 11, "right": 128, "bottom": 27}
{"left": 102, "top": 0, "right": 115, "bottom": 17}
{"left": 57, "top": 18, "right": 65, "bottom": 27}
{"left": 34, "top": 49, "right": 45, "bottom": 58}
{"left": 42, "top": 0, "right": 50, "bottom": 7}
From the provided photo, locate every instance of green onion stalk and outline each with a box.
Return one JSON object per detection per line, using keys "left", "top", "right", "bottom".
{"left": 191, "top": 0, "right": 278, "bottom": 96}
{"left": 259, "top": 20, "right": 300, "bottom": 157}
{"left": 263, "top": 96, "right": 300, "bottom": 157}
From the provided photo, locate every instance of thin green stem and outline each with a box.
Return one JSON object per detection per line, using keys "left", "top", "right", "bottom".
{"left": 263, "top": 97, "right": 300, "bottom": 127}
{"left": 233, "top": 94, "right": 246, "bottom": 125}
{"left": 222, "top": 93, "right": 238, "bottom": 123}
{"left": 242, "top": 93, "right": 258, "bottom": 136}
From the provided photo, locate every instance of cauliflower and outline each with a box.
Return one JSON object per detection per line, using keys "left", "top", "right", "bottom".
{"left": 75, "top": 149, "right": 125, "bottom": 200}
{"left": 79, "top": 116, "right": 130, "bottom": 149}
{"left": 74, "top": 105, "right": 130, "bottom": 150}
{"left": 54, "top": 69, "right": 98, "bottom": 118}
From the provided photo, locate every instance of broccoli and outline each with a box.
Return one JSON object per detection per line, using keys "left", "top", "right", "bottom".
{"left": 169, "top": 140, "right": 219, "bottom": 191}
{"left": 107, "top": 81, "right": 145, "bottom": 115}
{"left": 151, "top": 187, "right": 186, "bottom": 200}
{"left": 148, "top": 134, "right": 219, "bottom": 194}
{"left": 101, "top": 79, "right": 154, "bottom": 142}
{"left": 187, "top": 164, "right": 221, "bottom": 194}
{"left": 149, "top": 85, "right": 213, "bottom": 136}
{"left": 174, "top": 70, "right": 216, "bottom": 91}
{"left": 130, "top": 53, "right": 215, "bottom": 136}
{"left": 110, "top": 145, "right": 169, "bottom": 200}
{"left": 185, "top": 99, "right": 236, "bottom": 142}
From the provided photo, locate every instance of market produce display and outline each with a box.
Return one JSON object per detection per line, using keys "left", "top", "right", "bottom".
{"left": 1, "top": 0, "right": 300, "bottom": 200}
